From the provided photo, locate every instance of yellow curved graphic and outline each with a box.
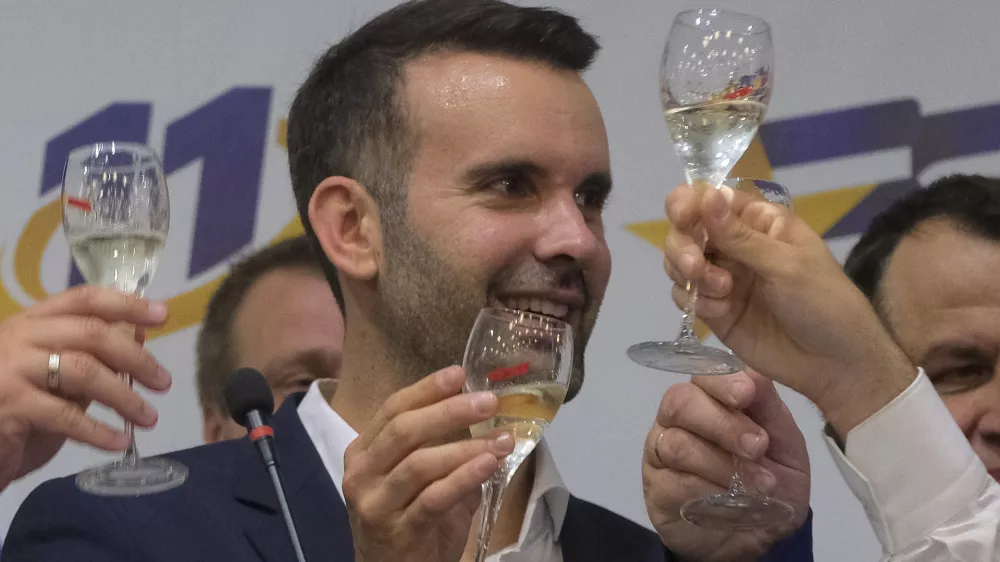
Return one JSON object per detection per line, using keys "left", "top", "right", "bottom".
{"left": 276, "top": 119, "right": 288, "bottom": 149}
{"left": 0, "top": 249, "right": 24, "bottom": 317}
{"left": 14, "top": 199, "right": 62, "bottom": 302}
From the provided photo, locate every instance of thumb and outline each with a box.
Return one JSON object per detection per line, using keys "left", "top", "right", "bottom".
{"left": 700, "top": 187, "right": 786, "bottom": 277}
{"left": 743, "top": 370, "right": 808, "bottom": 471}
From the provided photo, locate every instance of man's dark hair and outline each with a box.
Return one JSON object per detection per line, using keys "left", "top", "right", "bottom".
{"left": 196, "top": 235, "right": 344, "bottom": 414}
{"left": 844, "top": 174, "right": 1000, "bottom": 314}
{"left": 286, "top": 0, "right": 600, "bottom": 292}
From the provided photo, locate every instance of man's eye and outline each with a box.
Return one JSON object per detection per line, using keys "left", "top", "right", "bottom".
{"left": 487, "top": 175, "right": 533, "bottom": 197}
{"left": 932, "top": 364, "right": 993, "bottom": 393}
{"left": 575, "top": 186, "right": 608, "bottom": 211}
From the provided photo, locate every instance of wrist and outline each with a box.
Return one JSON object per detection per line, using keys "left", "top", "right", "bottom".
{"left": 816, "top": 344, "right": 917, "bottom": 438}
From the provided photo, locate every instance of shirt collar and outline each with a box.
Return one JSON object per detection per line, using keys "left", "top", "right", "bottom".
{"left": 297, "top": 379, "right": 356, "bottom": 503}
{"left": 528, "top": 439, "right": 569, "bottom": 537}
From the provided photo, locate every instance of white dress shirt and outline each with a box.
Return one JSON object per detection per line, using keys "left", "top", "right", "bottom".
{"left": 824, "top": 369, "right": 1000, "bottom": 561}
{"left": 297, "top": 380, "right": 569, "bottom": 562}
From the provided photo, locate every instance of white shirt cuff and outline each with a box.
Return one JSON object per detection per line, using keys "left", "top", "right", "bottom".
{"left": 823, "top": 368, "right": 990, "bottom": 552}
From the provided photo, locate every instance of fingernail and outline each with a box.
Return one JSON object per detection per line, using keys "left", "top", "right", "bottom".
{"left": 740, "top": 433, "right": 764, "bottom": 458}
{"left": 720, "top": 185, "right": 735, "bottom": 204}
{"left": 147, "top": 301, "right": 168, "bottom": 321}
{"left": 476, "top": 453, "right": 499, "bottom": 475}
{"left": 728, "top": 380, "right": 748, "bottom": 407}
{"left": 679, "top": 254, "right": 696, "bottom": 278}
{"left": 470, "top": 392, "right": 497, "bottom": 414}
{"left": 493, "top": 433, "right": 514, "bottom": 452}
{"left": 707, "top": 270, "right": 727, "bottom": 292}
{"left": 768, "top": 215, "right": 786, "bottom": 238}
{"left": 755, "top": 469, "right": 777, "bottom": 493}
{"left": 140, "top": 402, "right": 158, "bottom": 426}
{"left": 157, "top": 367, "right": 172, "bottom": 388}
{"left": 112, "top": 432, "right": 129, "bottom": 450}
{"left": 710, "top": 190, "right": 731, "bottom": 220}
{"left": 437, "top": 366, "right": 464, "bottom": 389}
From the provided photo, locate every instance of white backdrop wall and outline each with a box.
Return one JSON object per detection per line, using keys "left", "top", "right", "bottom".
{"left": 3, "top": 1, "right": 1000, "bottom": 559}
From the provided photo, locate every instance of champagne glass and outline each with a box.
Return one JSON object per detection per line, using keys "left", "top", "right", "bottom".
{"left": 463, "top": 307, "right": 573, "bottom": 562}
{"left": 62, "top": 142, "right": 188, "bottom": 496}
{"left": 680, "top": 177, "right": 795, "bottom": 530}
{"left": 628, "top": 9, "right": 774, "bottom": 376}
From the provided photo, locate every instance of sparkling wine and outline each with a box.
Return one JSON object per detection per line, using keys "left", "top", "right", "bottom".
{"left": 69, "top": 234, "right": 163, "bottom": 295}
{"left": 664, "top": 99, "right": 766, "bottom": 188}
{"left": 471, "top": 382, "right": 567, "bottom": 469}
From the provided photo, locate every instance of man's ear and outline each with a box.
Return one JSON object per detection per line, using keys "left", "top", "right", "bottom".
{"left": 202, "top": 407, "right": 226, "bottom": 444}
{"left": 308, "top": 176, "right": 382, "bottom": 281}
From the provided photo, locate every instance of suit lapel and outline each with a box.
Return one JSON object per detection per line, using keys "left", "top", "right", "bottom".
{"left": 232, "top": 394, "right": 355, "bottom": 562}
{"left": 560, "top": 496, "right": 603, "bottom": 562}
{"left": 560, "top": 495, "right": 674, "bottom": 562}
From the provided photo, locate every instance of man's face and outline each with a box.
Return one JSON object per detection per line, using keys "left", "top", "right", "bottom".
{"left": 880, "top": 219, "right": 1000, "bottom": 481}
{"left": 373, "top": 53, "right": 612, "bottom": 400}
{"left": 203, "top": 266, "right": 345, "bottom": 443}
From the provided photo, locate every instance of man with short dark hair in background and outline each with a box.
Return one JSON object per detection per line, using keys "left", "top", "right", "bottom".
{"left": 197, "top": 235, "right": 345, "bottom": 443}
{"left": 841, "top": 174, "right": 1000, "bottom": 484}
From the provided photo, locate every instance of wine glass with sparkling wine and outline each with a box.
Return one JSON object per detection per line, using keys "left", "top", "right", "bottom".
{"left": 679, "top": 177, "right": 796, "bottom": 530}
{"left": 464, "top": 307, "right": 573, "bottom": 562}
{"left": 628, "top": 9, "right": 774, "bottom": 376}
{"left": 62, "top": 142, "right": 188, "bottom": 496}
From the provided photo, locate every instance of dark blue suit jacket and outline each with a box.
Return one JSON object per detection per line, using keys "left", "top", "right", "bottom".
{"left": 2, "top": 395, "right": 812, "bottom": 561}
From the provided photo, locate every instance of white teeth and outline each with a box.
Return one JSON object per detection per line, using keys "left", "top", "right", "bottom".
{"left": 501, "top": 297, "right": 569, "bottom": 319}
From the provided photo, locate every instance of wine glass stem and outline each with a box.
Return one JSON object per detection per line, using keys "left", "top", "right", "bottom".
{"left": 120, "top": 373, "right": 139, "bottom": 464}
{"left": 474, "top": 470, "right": 509, "bottom": 562}
{"left": 729, "top": 454, "right": 748, "bottom": 495}
{"left": 677, "top": 231, "right": 709, "bottom": 344}
{"left": 677, "top": 280, "right": 700, "bottom": 343}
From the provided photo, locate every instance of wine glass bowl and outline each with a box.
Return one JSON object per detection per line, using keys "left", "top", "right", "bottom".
{"left": 660, "top": 9, "right": 773, "bottom": 110}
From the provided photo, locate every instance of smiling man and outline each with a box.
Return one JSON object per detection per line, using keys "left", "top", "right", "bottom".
{"left": 844, "top": 174, "right": 1000, "bottom": 482}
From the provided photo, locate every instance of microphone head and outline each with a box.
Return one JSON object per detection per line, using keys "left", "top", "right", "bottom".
{"left": 224, "top": 368, "right": 275, "bottom": 427}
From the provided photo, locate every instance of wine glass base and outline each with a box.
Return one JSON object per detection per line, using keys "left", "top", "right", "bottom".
{"left": 681, "top": 492, "right": 795, "bottom": 530}
{"left": 76, "top": 457, "right": 188, "bottom": 497}
{"left": 627, "top": 340, "right": 744, "bottom": 375}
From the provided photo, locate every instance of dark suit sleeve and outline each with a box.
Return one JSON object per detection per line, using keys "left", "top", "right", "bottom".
{"left": 759, "top": 509, "right": 814, "bottom": 562}
{"left": 2, "top": 478, "right": 138, "bottom": 562}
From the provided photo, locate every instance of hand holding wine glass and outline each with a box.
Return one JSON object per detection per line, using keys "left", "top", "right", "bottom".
{"left": 656, "top": 178, "right": 798, "bottom": 530}
{"left": 62, "top": 142, "right": 187, "bottom": 495}
{"left": 0, "top": 286, "right": 171, "bottom": 493}
{"left": 643, "top": 369, "right": 810, "bottom": 560}
{"left": 342, "top": 365, "right": 515, "bottom": 562}
{"left": 662, "top": 182, "right": 918, "bottom": 441}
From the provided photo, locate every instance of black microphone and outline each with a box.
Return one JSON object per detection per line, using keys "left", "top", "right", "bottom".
{"left": 225, "top": 368, "right": 308, "bottom": 562}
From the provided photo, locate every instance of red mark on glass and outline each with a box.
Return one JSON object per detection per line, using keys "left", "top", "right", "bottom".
{"left": 724, "top": 87, "right": 754, "bottom": 100}
{"left": 67, "top": 197, "right": 92, "bottom": 212}
{"left": 487, "top": 362, "right": 530, "bottom": 383}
